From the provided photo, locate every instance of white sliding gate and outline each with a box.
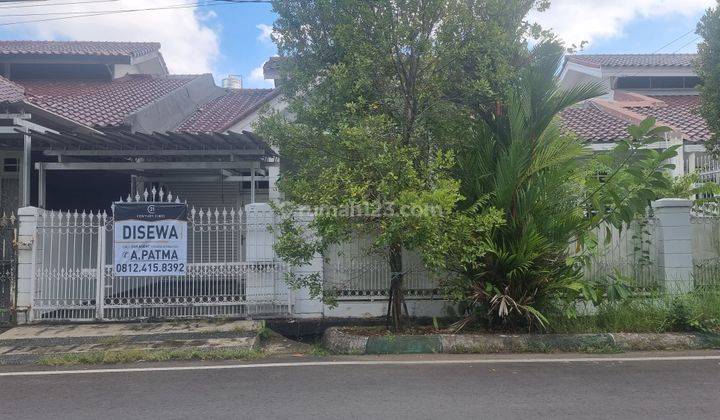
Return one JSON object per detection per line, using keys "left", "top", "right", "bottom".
{"left": 30, "top": 192, "right": 290, "bottom": 322}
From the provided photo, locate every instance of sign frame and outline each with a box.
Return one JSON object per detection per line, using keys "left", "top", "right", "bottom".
{"left": 112, "top": 202, "right": 188, "bottom": 277}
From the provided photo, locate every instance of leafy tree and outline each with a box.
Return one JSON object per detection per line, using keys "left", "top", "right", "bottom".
{"left": 697, "top": 0, "right": 720, "bottom": 154}
{"left": 260, "top": 0, "right": 542, "bottom": 330}
{"left": 446, "top": 42, "right": 679, "bottom": 331}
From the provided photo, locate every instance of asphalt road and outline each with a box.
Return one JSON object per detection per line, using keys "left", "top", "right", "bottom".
{"left": 1, "top": 354, "right": 719, "bottom": 420}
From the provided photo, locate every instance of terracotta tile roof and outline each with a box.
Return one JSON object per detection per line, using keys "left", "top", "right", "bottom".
{"left": 560, "top": 94, "right": 711, "bottom": 143}
{"left": 177, "top": 88, "right": 280, "bottom": 133}
{"left": 0, "top": 40, "right": 160, "bottom": 58}
{"left": 0, "top": 75, "right": 24, "bottom": 102}
{"left": 566, "top": 54, "right": 697, "bottom": 68}
{"left": 560, "top": 103, "right": 631, "bottom": 142}
{"left": 18, "top": 74, "right": 199, "bottom": 128}
{"left": 627, "top": 95, "right": 710, "bottom": 142}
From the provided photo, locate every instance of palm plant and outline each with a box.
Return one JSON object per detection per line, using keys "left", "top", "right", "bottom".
{"left": 447, "top": 41, "right": 677, "bottom": 331}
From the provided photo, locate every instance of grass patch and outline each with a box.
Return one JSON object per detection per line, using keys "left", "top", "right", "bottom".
{"left": 308, "top": 342, "right": 331, "bottom": 356}
{"left": 96, "top": 336, "right": 128, "bottom": 346}
{"left": 256, "top": 320, "right": 271, "bottom": 341}
{"left": 548, "top": 289, "right": 720, "bottom": 334}
{"left": 37, "top": 348, "right": 265, "bottom": 366}
{"left": 449, "top": 342, "right": 623, "bottom": 354}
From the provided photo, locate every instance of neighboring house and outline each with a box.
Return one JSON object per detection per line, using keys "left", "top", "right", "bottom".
{"left": 559, "top": 53, "right": 713, "bottom": 181}
{"left": 0, "top": 40, "right": 285, "bottom": 213}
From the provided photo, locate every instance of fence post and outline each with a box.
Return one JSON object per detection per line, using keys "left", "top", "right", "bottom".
{"left": 95, "top": 216, "right": 105, "bottom": 320}
{"left": 244, "top": 203, "right": 324, "bottom": 317}
{"left": 245, "top": 203, "right": 283, "bottom": 313}
{"left": 291, "top": 207, "right": 324, "bottom": 318}
{"left": 16, "top": 206, "right": 39, "bottom": 324}
{"left": 651, "top": 198, "right": 694, "bottom": 294}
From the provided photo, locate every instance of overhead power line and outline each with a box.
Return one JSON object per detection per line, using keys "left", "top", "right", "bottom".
{"left": 0, "top": 0, "right": 201, "bottom": 16}
{"left": 649, "top": 28, "right": 696, "bottom": 54}
{"left": 0, "top": 0, "right": 120, "bottom": 10}
{"left": 0, "top": 0, "right": 271, "bottom": 27}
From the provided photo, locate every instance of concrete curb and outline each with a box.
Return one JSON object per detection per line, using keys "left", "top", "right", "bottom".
{"left": 322, "top": 327, "right": 368, "bottom": 354}
{"left": 322, "top": 327, "right": 720, "bottom": 354}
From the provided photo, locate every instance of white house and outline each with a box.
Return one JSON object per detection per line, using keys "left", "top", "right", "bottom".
{"left": 559, "top": 53, "right": 713, "bottom": 180}
{"left": 0, "top": 40, "right": 286, "bottom": 213}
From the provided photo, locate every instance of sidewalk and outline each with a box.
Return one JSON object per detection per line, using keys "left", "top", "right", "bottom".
{"left": 0, "top": 320, "right": 262, "bottom": 365}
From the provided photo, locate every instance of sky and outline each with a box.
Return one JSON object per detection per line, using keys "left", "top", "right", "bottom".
{"left": 0, "top": 0, "right": 715, "bottom": 88}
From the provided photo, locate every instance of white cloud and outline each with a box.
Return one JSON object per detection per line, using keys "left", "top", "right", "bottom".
{"left": 529, "top": 0, "right": 714, "bottom": 49}
{"left": 247, "top": 62, "right": 274, "bottom": 88}
{"left": 256, "top": 23, "right": 274, "bottom": 44}
{"left": 0, "top": 0, "right": 220, "bottom": 74}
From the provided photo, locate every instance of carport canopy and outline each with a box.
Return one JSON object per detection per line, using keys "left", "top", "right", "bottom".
{"left": 4, "top": 129, "right": 279, "bottom": 207}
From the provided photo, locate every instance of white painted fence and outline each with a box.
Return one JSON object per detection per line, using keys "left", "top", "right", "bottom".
{"left": 580, "top": 218, "right": 661, "bottom": 289}
{"left": 13, "top": 196, "right": 716, "bottom": 323}
{"left": 323, "top": 233, "right": 441, "bottom": 300}
{"left": 18, "top": 193, "right": 292, "bottom": 322}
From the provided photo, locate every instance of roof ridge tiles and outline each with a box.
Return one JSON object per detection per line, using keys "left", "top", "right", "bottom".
{"left": 0, "top": 40, "right": 161, "bottom": 58}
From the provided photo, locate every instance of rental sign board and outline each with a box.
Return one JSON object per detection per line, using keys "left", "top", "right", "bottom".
{"left": 113, "top": 202, "right": 188, "bottom": 277}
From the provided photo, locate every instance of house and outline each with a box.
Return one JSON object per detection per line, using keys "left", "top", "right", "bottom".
{"left": 559, "top": 53, "right": 713, "bottom": 181}
{"left": 7, "top": 45, "right": 712, "bottom": 325}
{"left": 0, "top": 40, "right": 285, "bottom": 214}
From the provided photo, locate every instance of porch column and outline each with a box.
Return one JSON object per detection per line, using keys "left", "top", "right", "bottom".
{"left": 37, "top": 163, "right": 46, "bottom": 209}
{"left": 667, "top": 131, "right": 685, "bottom": 178}
{"left": 250, "top": 169, "right": 256, "bottom": 203}
{"left": 21, "top": 131, "right": 31, "bottom": 207}
{"left": 652, "top": 198, "right": 694, "bottom": 294}
{"left": 268, "top": 164, "right": 281, "bottom": 202}
{"left": 686, "top": 150, "right": 696, "bottom": 174}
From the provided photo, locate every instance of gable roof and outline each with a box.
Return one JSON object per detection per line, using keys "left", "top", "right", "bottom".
{"left": 0, "top": 40, "right": 160, "bottom": 58}
{"left": 627, "top": 95, "right": 710, "bottom": 142}
{"left": 0, "top": 75, "right": 24, "bottom": 102}
{"left": 177, "top": 88, "right": 280, "bottom": 133}
{"left": 566, "top": 53, "right": 697, "bottom": 68}
{"left": 560, "top": 94, "right": 710, "bottom": 143}
{"left": 17, "top": 74, "right": 201, "bottom": 128}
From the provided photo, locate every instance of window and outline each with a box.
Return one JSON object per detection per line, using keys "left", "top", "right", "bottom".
{"left": 3, "top": 158, "right": 18, "bottom": 173}
{"left": 616, "top": 76, "right": 701, "bottom": 90}
{"left": 684, "top": 77, "right": 701, "bottom": 88}
{"left": 651, "top": 76, "right": 684, "bottom": 89}
{"left": 616, "top": 77, "right": 651, "bottom": 89}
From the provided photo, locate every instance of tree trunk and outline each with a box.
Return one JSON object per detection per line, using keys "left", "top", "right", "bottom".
{"left": 387, "top": 243, "right": 406, "bottom": 332}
